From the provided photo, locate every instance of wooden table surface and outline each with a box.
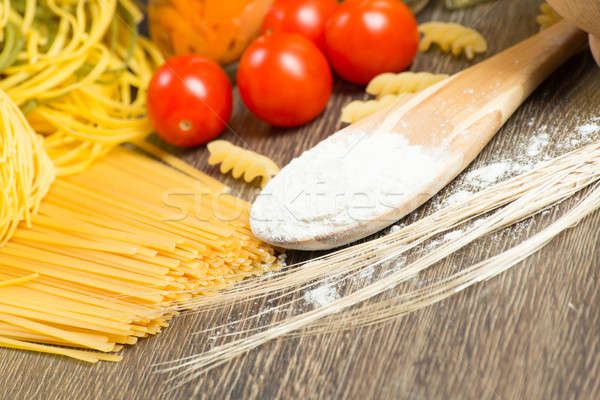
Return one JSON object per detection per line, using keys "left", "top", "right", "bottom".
{"left": 2, "top": 1, "right": 600, "bottom": 399}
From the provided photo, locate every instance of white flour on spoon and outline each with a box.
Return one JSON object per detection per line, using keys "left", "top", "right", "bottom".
{"left": 251, "top": 130, "right": 452, "bottom": 244}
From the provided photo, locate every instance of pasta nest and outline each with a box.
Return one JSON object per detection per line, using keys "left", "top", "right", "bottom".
{"left": 0, "top": 89, "right": 55, "bottom": 245}
{"left": 0, "top": 0, "right": 164, "bottom": 175}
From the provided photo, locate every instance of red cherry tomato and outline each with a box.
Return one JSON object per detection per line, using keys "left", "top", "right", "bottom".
{"left": 147, "top": 55, "right": 233, "bottom": 147}
{"left": 261, "top": 0, "right": 339, "bottom": 51}
{"left": 237, "top": 33, "right": 333, "bottom": 127}
{"left": 325, "top": 0, "right": 419, "bottom": 85}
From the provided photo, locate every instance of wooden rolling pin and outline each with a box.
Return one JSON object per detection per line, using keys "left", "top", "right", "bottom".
{"left": 251, "top": 21, "right": 587, "bottom": 250}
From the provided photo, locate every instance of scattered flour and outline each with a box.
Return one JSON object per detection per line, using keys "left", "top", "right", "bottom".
{"left": 387, "top": 224, "right": 405, "bottom": 234}
{"left": 304, "top": 284, "right": 339, "bottom": 307}
{"left": 576, "top": 123, "right": 600, "bottom": 137}
{"left": 443, "top": 190, "right": 474, "bottom": 206}
{"left": 381, "top": 256, "right": 407, "bottom": 276}
{"left": 357, "top": 265, "right": 375, "bottom": 281}
{"left": 388, "top": 115, "right": 600, "bottom": 234}
{"left": 424, "top": 229, "right": 464, "bottom": 251}
{"left": 526, "top": 133, "right": 550, "bottom": 157}
{"left": 301, "top": 116, "right": 600, "bottom": 309}
{"left": 442, "top": 230, "right": 463, "bottom": 242}
{"left": 276, "top": 253, "right": 287, "bottom": 268}
{"left": 464, "top": 161, "right": 525, "bottom": 186}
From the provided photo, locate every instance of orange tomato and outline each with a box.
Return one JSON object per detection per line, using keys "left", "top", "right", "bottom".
{"left": 148, "top": 0, "right": 274, "bottom": 65}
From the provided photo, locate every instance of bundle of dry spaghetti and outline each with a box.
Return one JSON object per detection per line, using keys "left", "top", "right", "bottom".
{"left": 0, "top": 0, "right": 283, "bottom": 363}
{"left": 0, "top": 146, "right": 280, "bottom": 363}
{"left": 0, "top": 0, "right": 163, "bottom": 175}
{"left": 156, "top": 141, "right": 600, "bottom": 382}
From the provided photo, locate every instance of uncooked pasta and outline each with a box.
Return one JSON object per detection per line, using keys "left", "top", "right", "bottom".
{"left": 0, "top": 0, "right": 164, "bottom": 175}
{"left": 0, "top": 146, "right": 281, "bottom": 362}
{"left": 341, "top": 71, "right": 451, "bottom": 123}
{"left": 536, "top": 2, "right": 562, "bottom": 31}
{"left": 207, "top": 140, "right": 280, "bottom": 188}
{"left": 418, "top": 21, "right": 487, "bottom": 59}
{"left": 340, "top": 94, "right": 400, "bottom": 123}
{"left": 0, "top": 86, "right": 54, "bottom": 245}
{"left": 366, "top": 72, "right": 449, "bottom": 97}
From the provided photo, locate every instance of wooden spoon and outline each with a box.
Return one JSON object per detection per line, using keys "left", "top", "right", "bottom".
{"left": 547, "top": 0, "right": 600, "bottom": 64}
{"left": 251, "top": 21, "right": 587, "bottom": 250}
{"left": 591, "top": 35, "right": 600, "bottom": 65}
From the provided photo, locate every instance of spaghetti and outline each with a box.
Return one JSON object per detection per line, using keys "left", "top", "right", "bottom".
{"left": 0, "top": 146, "right": 281, "bottom": 362}
{"left": 0, "top": 87, "right": 55, "bottom": 245}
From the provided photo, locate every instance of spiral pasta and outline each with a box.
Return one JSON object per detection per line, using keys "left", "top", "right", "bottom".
{"left": 340, "top": 94, "right": 401, "bottom": 124}
{"left": 418, "top": 22, "right": 487, "bottom": 60}
{"left": 0, "top": 87, "right": 55, "bottom": 246}
{"left": 0, "top": 0, "right": 164, "bottom": 175}
{"left": 536, "top": 2, "right": 562, "bottom": 31}
{"left": 207, "top": 140, "right": 280, "bottom": 188}
{"left": 366, "top": 72, "right": 450, "bottom": 97}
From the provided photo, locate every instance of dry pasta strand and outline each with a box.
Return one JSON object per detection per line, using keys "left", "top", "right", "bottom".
{"left": 0, "top": 272, "right": 39, "bottom": 287}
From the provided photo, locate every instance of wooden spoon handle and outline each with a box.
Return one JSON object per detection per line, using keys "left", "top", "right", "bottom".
{"left": 591, "top": 34, "right": 600, "bottom": 65}
{"left": 384, "top": 21, "right": 586, "bottom": 165}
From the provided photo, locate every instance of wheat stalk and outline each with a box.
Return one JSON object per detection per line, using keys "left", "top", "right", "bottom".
{"left": 160, "top": 142, "right": 600, "bottom": 315}
{"left": 154, "top": 142, "right": 600, "bottom": 385}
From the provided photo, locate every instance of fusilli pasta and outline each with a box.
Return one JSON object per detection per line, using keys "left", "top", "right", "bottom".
{"left": 366, "top": 72, "right": 450, "bottom": 97}
{"left": 418, "top": 22, "right": 487, "bottom": 60}
{"left": 536, "top": 2, "right": 562, "bottom": 31}
{"left": 340, "top": 95, "right": 401, "bottom": 124}
{"left": 207, "top": 140, "right": 280, "bottom": 188}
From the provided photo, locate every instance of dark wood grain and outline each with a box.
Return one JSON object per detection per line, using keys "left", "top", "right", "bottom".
{"left": 2, "top": 1, "right": 600, "bottom": 399}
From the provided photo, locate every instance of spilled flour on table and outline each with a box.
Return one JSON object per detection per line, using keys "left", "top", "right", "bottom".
{"left": 357, "top": 265, "right": 375, "bottom": 281}
{"left": 304, "top": 284, "right": 339, "bottom": 307}
{"left": 526, "top": 133, "right": 550, "bottom": 158}
{"left": 386, "top": 115, "right": 600, "bottom": 238}
{"left": 464, "top": 161, "right": 529, "bottom": 187}
{"left": 423, "top": 229, "right": 465, "bottom": 252}
{"left": 576, "top": 122, "right": 600, "bottom": 137}
{"left": 443, "top": 190, "right": 474, "bottom": 207}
